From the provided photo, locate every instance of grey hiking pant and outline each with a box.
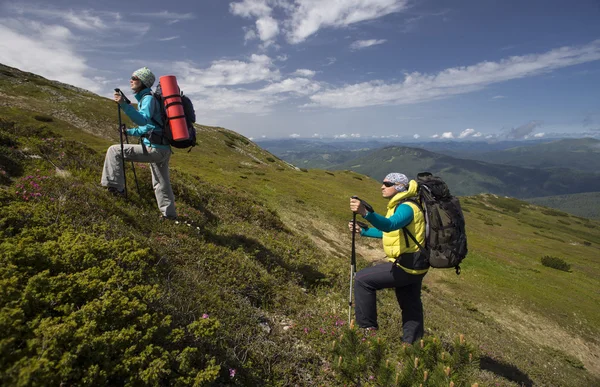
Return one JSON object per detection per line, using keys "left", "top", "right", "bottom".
{"left": 354, "top": 262, "right": 426, "bottom": 343}
{"left": 101, "top": 144, "right": 176, "bottom": 218}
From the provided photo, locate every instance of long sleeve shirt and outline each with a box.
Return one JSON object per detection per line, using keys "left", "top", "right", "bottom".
{"left": 120, "top": 88, "right": 169, "bottom": 150}
{"left": 360, "top": 203, "right": 414, "bottom": 238}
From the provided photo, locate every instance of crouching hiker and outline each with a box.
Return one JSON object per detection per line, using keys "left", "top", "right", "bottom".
{"left": 100, "top": 67, "right": 177, "bottom": 220}
{"left": 349, "top": 173, "right": 428, "bottom": 344}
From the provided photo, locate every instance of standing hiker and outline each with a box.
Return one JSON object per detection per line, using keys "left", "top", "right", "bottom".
{"left": 349, "top": 173, "right": 428, "bottom": 344}
{"left": 101, "top": 67, "right": 177, "bottom": 220}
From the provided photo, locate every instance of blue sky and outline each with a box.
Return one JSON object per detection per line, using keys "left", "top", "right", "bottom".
{"left": 1, "top": 0, "right": 600, "bottom": 141}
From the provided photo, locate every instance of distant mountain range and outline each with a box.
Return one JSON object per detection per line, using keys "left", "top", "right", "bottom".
{"left": 259, "top": 138, "right": 600, "bottom": 199}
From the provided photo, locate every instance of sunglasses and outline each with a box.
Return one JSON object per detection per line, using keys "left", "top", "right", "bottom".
{"left": 130, "top": 76, "right": 140, "bottom": 81}
{"left": 382, "top": 181, "right": 396, "bottom": 187}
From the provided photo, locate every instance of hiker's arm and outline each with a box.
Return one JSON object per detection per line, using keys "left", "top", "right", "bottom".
{"left": 364, "top": 204, "right": 414, "bottom": 232}
{"left": 121, "top": 96, "right": 153, "bottom": 136}
{"left": 361, "top": 227, "right": 383, "bottom": 238}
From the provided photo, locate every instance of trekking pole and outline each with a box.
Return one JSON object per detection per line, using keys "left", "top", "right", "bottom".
{"left": 115, "top": 88, "right": 140, "bottom": 197}
{"left": 116, "top": 99, "right": 128, "bottom": 200}
{"left": 348, "top": 211, "right": 357, "bottom": 325}
{"left": 347, "top": 196, "right": 373, "bottom": 325}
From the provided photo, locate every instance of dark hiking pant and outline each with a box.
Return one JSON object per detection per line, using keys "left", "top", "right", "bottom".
{"left": 354, "top": 262, "right": 426, "bottom": 344}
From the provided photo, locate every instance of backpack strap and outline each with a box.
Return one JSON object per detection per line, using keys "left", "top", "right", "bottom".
{"left": 395, "top": 199, "right": 428, "bottom": 255}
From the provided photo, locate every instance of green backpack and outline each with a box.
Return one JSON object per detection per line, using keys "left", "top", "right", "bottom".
{"left": 403, "top": 172, "right": 468, "bottom": 274}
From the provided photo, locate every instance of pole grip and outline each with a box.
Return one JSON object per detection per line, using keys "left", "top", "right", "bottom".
{"left": 351, "top": 196, "right": 374, "bottom": 213}
{"left": 114, "top": 88, "right": 131, "bottom": 105}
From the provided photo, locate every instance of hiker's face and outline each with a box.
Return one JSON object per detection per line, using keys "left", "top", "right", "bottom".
{"left": 381, "top": 180, "right": 398, "bottom": 198}
{"left": 130, "top": 75, "right": 143, "bottom": 92}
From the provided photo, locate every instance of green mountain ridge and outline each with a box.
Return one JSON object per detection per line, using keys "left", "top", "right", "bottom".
{"left": 454, "top": 138, "right": 600, "bottom": 172}
{"left": 1, "top": 63, "right": 600, "bottom": 386}
{"left": 526, "top": 192, "right": 600, "bottom": 221}
{"left": 330, "top": 145, "right": 600, "bottom": 199}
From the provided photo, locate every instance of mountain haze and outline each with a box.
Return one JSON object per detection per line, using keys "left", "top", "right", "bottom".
{"left": 1, "top": 63, "right": 600, "bottom": 386}
{"left": 332, "top": 145, "right": 600, "bottom": 198}
{"left": 455, "top": 138, "right": 600, "bottom": 173}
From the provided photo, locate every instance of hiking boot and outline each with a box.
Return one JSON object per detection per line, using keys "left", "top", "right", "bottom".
{"left": 107, "top": 187, "right": 126, "bottom": 197}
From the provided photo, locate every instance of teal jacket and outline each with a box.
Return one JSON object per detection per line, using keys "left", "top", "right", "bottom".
{"left": 121, "top": 88, "right": 169, "bottom": 150}
{"left": 360, "top": 203, "right": 414, "bottom": 238}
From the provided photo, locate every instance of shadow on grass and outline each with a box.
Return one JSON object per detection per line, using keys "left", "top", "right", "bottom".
{"left": 480, "top": 356, "right": 533, "bottom": 387}
{"left": 206, "top": 232, "right": 327, "bottom": 287}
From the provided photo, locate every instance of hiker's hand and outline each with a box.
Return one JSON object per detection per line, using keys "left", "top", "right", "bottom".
{"left": 348, "top": 221, "right": 362, "bottom": 234}
{"left": 350, "top": 197, "right": 368, "bottom": 216}
{"left": 114, "top": 92, "right": 124, "bottom": 105}
{"left": 120, "top": 124, "right": 127, "bottom": 133}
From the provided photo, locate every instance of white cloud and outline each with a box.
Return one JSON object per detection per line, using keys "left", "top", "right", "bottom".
{"left": 261, "top": 77, "right": 321, "bottom": 95}
{"left": 413, "top": 134, "right": 420, "bottom": 139}
{"left": 293, "top": 69, "right": 316, "bottom": 77}
{"left": 174, "top": 54, "right": 280, "bottom": 88}
{"left": 229, "top": 0, "right": 409, "bottom": 44}
{"left": 458, "top": 128, "right": 475, "bottom": 138}
{"left": 492, "top": 95, "right": 505, "bottom": 99}
{"left": 256, "top": 15, "right": 279, "bottom": 41}
{"left": 7, "top": 6, "right": 109, "bottom": 31}
{"left": 230, "top": 0, "right": 279, "bottom": 43}
{"left": 5, "top": 5, "right": 151, "bottom": 36}
{"left": 431, "top": 134, "right": 439, "bottom": 138}
{"left": 441, "top": 132, "right": 454, "bottom": 139}
{"left": 286, "top": 0, "right": 410, "bottom": 43}
{"left": 290, "top": 133, "right": 300, "bottom": 138}
{"left": 458, "top": 128, "right": 483, "bottom": 138}
{"left": 534, "top": 132, "right": 545, "bottom": 137}
{"left": 230, "top": 0, "right": 272, "bottom": 18}
{"left": 244, "top": 27, "right": 258, "bottom": 41}
{"left": 0, "top": 19, "right": 101, "bottom": 93}
{"left": 159, "top": 36, "right": 179, "bottom": 41}
{"left": 324, "top": 57, "right": 337, "bottom": 66}
{"left": 350, "top": 39, "right": 386, "bottom": 50}
{"left": 308, "top": 40, "right": 600, "bottom": 109}
{"left": 134, "top": 11, "right": 195, "bottom": 21}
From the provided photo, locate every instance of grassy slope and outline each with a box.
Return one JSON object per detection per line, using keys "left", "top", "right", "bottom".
{"left": 1, "top": 63, "right": 600, "bottom": 386}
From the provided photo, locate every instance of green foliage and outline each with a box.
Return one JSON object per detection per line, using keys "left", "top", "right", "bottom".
{"left": 541, "top": 208, "right": 568, "bottom": 217}
{"left": 34, "top": 115, "right": 54, "bottom": 123}
{"left": 541, "top": 256, "right": 571, "bottom": 272}
{"left": 330, "top": 325, "right": 479, "bottom": 386}
{"left": 486, "top": 196, "right": 523, "bottom": 213}
{"left": 3, "top": 66, "right": 600, "bottom": 387}
{"left": 526, "top": 192, "right": 600, "bottom": 221}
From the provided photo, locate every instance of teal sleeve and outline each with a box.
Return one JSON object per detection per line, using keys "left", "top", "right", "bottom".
{"left": 363, "top": 204, "right": 414, "bottom": 232}
{"left": 122, "top": 95, "right": 154, "bottom": 137}
{"left": 361, "top": 227, "right": 383, "bottom": 238}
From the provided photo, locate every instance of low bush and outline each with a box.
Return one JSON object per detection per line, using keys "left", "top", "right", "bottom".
{"left": 329, "top": 324, "right": 479, "bottom": 386}
{"left": 541, "top": 256, "right": 571, "bottom": 272}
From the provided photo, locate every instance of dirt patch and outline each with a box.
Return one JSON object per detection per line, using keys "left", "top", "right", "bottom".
{"left": 485, "top": 306, "right": 600, "bottom": 376}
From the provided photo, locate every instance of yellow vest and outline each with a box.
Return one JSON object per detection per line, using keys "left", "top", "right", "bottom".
{"left": 382, "top": 180, "right": 427, "bottom": 274}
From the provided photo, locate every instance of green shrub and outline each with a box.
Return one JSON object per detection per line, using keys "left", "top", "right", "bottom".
{"left": 34, "top": 115, "right": 54, "bottom": 122}
{"left": 330, "top": 325, "right": 479, "bottom": 386}
{"left": 541, "top": 256, "right": 571, "bottom": 272}
{"left": 541, "top": 208, "right": 567, "bottom": 217}
{"left": 486, "top": 196, "right": 523, "bottom": 213}
{"left": 266, "top": 156, "right": 276, "bottom": 162}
